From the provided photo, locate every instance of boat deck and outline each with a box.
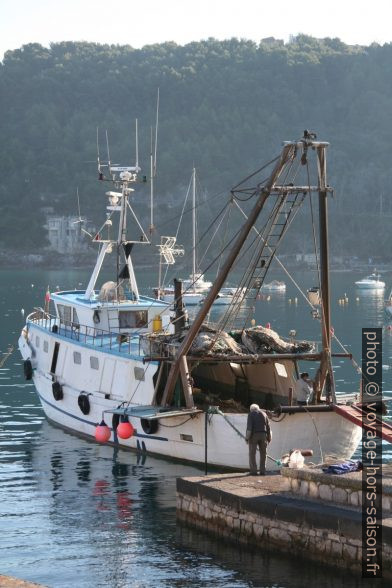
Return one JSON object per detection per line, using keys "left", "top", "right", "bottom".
{"left": 28, "top": 316, "right": 147, "bottom": 359}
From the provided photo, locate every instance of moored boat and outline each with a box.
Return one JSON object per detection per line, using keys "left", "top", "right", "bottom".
{"left": 19, "top": 131, "right": 369, "bottom": 470}
{"left": 355, "top": 273, "right": 385, "bottom": 290}
{"left": 261, "top": 280, "right": 286, "bottom": 292}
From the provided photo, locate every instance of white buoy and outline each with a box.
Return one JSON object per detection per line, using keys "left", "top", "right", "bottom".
{"left": 21, "top": 308, "right": 25, "bottom": 316}
{"left": 31, "top": 284, "right": 34, "bottom": 288}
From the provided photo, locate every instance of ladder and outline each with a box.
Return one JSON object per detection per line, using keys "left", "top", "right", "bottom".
{"left": 107, "top": 308, "right": 119, "bottom": 332}
{"left": 242, "top": 191, "right": 307, "bottom": 299}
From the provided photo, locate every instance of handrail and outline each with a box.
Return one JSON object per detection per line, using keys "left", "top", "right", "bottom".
{"left": 26, "top": 311, "right": 143, "bottom": 357}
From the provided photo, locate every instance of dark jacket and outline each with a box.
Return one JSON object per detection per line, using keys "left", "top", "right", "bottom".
{"left": 246, "top": 410, "right": 271, "bottom": 441}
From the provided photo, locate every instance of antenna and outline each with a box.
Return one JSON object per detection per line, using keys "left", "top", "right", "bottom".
{"left": 135, "top": 118, "right": 139, "bottom": 170}
{"left": 154, "top": 88, "right": 159, "bottom": 175}
{"left": 96, "top": 128, "right": 100, "bottom": 167}
{"left": 150, "top": 89, "right": 160, "bottom": 233}
{"left": 73, "top": 187, "right": 93, "bottom": 237}
{"left": 105, "top": 129, "right": 112, "bottom": 170}
{"left": 77, "top": 186, "right": 81, "bottom": 219}
{"left": 150, "top": 126, "right": 154, "bottom": 233}
{"left": 73, "top": 187, "right": 82, "bottom": 224}
{"left": 96, "top": 127, "right": 103, "bottom": 180}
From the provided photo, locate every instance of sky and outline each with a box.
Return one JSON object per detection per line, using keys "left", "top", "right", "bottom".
{"left": 1, "top": 0, "right": 392, "bottom": 60}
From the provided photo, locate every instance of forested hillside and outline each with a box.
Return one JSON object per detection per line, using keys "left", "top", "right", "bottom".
{"left": 0, "top": 36, "right": 391, "bottom": 259}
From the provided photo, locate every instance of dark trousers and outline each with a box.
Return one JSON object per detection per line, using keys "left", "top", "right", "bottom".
{"left": 249, "top": 432, "right": 267, "bottom": 474}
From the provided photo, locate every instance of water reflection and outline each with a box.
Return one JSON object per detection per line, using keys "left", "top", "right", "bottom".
{"left": 177, "top": 525, "right": 391, "bottom": 588}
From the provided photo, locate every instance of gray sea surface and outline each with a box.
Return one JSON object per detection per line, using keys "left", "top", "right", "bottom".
{"left": 0, "top": 267, "right": 391, "bottom": 587}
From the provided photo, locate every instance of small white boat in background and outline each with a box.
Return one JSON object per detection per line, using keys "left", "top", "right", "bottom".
{"left": 157, "top": 273, "right": 212, "bottom": 306}
{"left": 198, "top": 287, "right": 235, "bottom": 306}
{"left": 386, "top": 289, "right": 392, "bottom": 316}
{"left": 355, "top": 273, "right": 385, "bottom": 290}
{"left": 261, "top": 280, "right": 286, "bottom": 292}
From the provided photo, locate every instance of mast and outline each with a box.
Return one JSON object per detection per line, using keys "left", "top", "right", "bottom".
{"left": 150, "top": 127, "right": 154, "bottom": 233}
{"left": 192, "top": 167, "right": 196, "bottom": 290}
{"left": 85, "top": 127, "right": 147, "bottom": 300}
{"left": 150, "top": 88, "right": 159, "bottom": 234}
{"left": 316, "top": 144, "right": 335, "bottom": 401}
{"left": 161, "top": 142, "right": 294, "bottom": 406}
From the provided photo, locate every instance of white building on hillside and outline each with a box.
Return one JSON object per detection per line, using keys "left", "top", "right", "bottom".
{"left": 45, "top": 216, "right": 94, "bottom": 254}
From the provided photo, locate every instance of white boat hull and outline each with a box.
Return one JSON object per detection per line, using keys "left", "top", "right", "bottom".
{"left": 20, "top": 328, "right": 362, "bottom": 471}
{"left": 355, "top": 283, "right": 385, "bottom": 290}
{"left": 31, "top": 374, "right": 362, "bottom": 469}
{"left": 162, "top": 292, "right": 205, "bottom": 305}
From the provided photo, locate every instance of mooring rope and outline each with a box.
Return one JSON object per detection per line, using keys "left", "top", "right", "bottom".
{"left": 207, "top": 406, "right": 282, "bottom": 465}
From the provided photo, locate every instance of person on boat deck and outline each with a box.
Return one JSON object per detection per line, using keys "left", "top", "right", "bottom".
{"left": 245, "top": 404, "right": 271, "bottom": 475}
{"left": 295, "top": 372, "right": 313, "bottom": 406}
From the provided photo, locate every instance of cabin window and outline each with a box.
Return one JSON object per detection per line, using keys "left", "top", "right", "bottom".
{"left": 73, "top": 351, "right": 82, "bottom": 365}
{"left": 134, "top": 367, "right": 145, "bottom": 381}
{"left": 275, "top": 362, "right": 288, "bottom": 378}
{"left": 90, "top": 356, "right": 99, "bottom": 370}
{"left": 43, "top": 340, "right": 49, "bottom": 353}
{"left": 73, "top": 308, "right": 80, "bottom": 327}
{"left": 119, "top": 310, "right": 148, "bottom": 329}
{"left": 35, "top": 336, "right": 40, "bottom": 348}
{"left": 180, "top": 434, "right": 193, "bottom": 442}
{"left": 57, "top": 304, "right": 72, "bottom": 324}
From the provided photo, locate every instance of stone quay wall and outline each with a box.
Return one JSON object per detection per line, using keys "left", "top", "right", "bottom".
{"left": 176, "top": 474, "right": 392, "bottom": 577}
{"left": 281, "top": 467, "right": 392, "bottom": 513}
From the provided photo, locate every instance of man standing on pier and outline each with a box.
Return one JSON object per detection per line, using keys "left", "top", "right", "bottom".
{"left": 245, "top": 404, "right": 271, "bottom": 475}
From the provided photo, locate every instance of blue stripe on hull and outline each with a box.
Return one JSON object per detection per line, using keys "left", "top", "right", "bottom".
{"left": 38, "top": 392, "right": 169, "bottom": 442}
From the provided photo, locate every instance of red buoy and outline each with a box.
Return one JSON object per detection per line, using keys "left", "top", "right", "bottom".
{"left": 95, "top": 420, "right": 111, "bottom": 443}
{"left": 117, "top": 421, "right": 134, "bottom": 439}
{"left": 266, "top": 322, "right": 271, "bottom": 329}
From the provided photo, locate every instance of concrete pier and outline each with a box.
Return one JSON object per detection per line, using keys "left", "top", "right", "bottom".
{"left": 177, "top": 466, "right": 392, "bottom": 577}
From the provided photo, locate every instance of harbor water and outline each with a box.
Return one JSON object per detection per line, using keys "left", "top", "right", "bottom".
{"left": 0, "top": 268, "right": 391, "bottom": 587}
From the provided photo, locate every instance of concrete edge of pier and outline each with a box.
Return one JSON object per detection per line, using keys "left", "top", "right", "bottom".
{"left": 176, "top": 469, "right": 392, "bottom": 577}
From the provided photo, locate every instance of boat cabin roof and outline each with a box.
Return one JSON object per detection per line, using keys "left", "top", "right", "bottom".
{"left": 51, "top": 290, "right": 169, "bottom": 310}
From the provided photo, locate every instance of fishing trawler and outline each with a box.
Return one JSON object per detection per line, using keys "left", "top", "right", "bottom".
{"left": 20, "top": 131, "right": 385, "bottom": 471}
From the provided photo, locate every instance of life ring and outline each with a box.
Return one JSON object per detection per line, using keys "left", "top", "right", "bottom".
{"left": 140, "top": 418, "right": 158, "bottom": 435}
{"left": 52, "top": 381, "right": 63, "bottom": 401}
{"left": 23, "top": 359, "right": 33, "bottom": 380}
{"left": 78, "top": 393, "right": 91, "bottom": 415}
